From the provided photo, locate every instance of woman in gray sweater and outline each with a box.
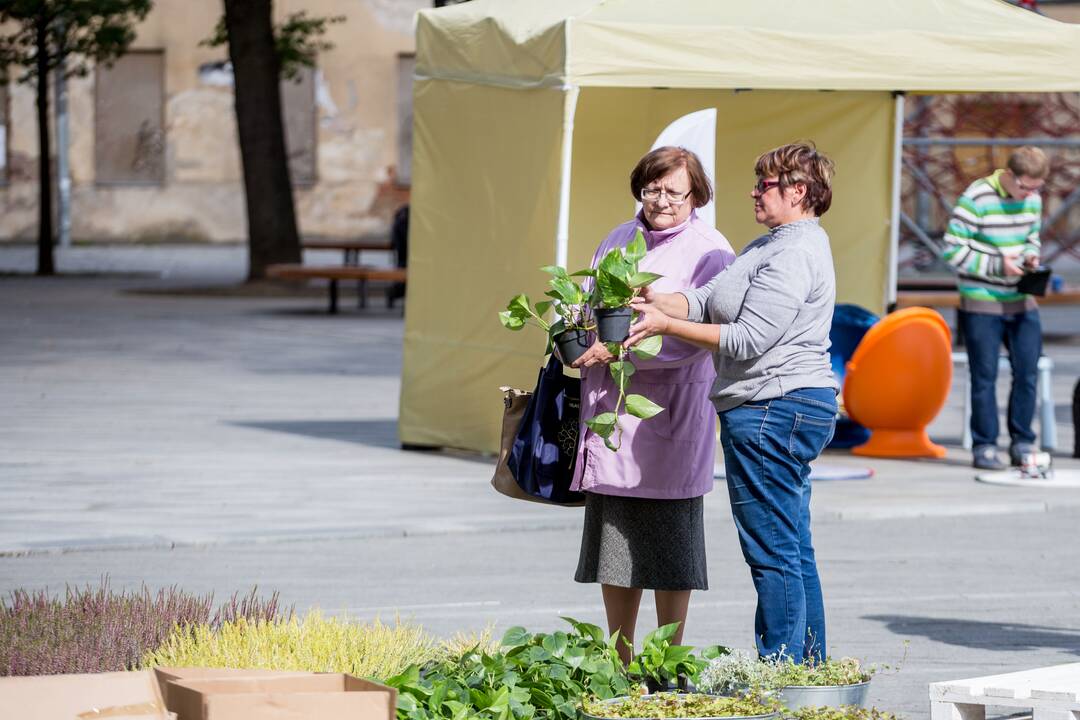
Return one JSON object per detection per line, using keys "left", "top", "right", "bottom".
{"left": 626, "top": 142, "right": 838, "bottom": 661}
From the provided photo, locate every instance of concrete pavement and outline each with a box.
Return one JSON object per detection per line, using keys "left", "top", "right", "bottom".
{"left": 1, "top": 272, "right": 1078, "bottom": 718}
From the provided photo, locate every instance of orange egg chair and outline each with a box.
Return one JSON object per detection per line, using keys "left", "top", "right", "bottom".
{"left": 843, "top": 307, "right": 952, "bottom": 458}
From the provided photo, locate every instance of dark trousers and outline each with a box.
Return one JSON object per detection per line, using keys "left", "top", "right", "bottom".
{"left": 959, "top": 309, "right": 1041, "bottom": 449}
{"left": 719, "top": 388, "right": 837, "bottom": 661}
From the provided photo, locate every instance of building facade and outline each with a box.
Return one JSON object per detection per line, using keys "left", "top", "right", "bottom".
{"left": 0, "top": 0, "right": 426, "bottom": 244}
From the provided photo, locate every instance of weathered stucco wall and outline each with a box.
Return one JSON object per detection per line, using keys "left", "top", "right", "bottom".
{"left": 0, "top": 0, "right": 424, "bottom": 243}
{"left": 1044, "top": 3, "right": 1080, "bottom": 24}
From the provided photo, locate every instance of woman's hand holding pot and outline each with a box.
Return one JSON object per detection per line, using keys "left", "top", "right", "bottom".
{"left": 571, "top": 341, "right": 617, "bottom": 369}
{"left": 625, "top": 296, "right": 670, "bottom": 348}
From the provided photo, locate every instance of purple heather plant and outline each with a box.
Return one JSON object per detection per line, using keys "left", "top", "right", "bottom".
{"left": 0, "top": 578, "right": 289, "bottom": 676}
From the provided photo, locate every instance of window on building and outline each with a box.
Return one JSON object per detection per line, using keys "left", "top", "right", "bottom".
{"left": 95, "top": 50, "right": 165, "bottom": 185}
{"left": 397, "top": 53, "right": 415, "bottom": 186}
{"left": 281, "top": 66, "right": 317, "bottom": 186}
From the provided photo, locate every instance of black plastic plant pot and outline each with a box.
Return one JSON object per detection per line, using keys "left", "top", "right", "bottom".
{"left": 554, "top": 328, "right": 591, "bottom": 365}
{"left": 642, "top": 674, "right": 691, "bottom": 694}
{"left": 595, "top": 306, "right": 633, "bottom": 342}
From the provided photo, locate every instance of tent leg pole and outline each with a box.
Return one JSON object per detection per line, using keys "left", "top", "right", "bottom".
{"left": 555, "top": 85, "right": 580, "bottom": 269}
{"left": 887, "top": 91, "right": 906, "bottom": 310}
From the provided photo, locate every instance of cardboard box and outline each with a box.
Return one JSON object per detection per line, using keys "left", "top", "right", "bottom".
{"left": 167, "top": 674, "right": 396, "bottom": 720}
{"left": 151, "top": 668, "right": 311, "bottom": 708}
{"left": 0, "top": 670, "right": 171, "bottom": 720}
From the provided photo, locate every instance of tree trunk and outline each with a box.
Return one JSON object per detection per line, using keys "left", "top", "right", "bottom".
{"left": 35, "top": 13, "right": 54, "bottom": 276}
{"left": 223, "top": 0, "right": 302, "bottom": 281}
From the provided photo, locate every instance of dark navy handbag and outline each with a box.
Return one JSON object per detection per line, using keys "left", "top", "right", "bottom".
{"left": 507, "top": 355, "right": 585, "bottom": 506}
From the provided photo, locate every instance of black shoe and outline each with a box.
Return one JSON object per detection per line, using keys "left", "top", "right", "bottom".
{"left": 1009, "top": 442, "right": 1037, "bottom": 467}
{"left": 973, "top": 445, "right": 1007, "bottom": 470}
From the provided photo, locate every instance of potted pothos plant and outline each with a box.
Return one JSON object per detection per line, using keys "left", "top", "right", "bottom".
{"left": 627, "top": 622, "right": 723, "bottom": 694}
{"left": 499, "top": 261, "right": 668, "bottom": 452}
{"left": 590, "top": 229, "right": 663, "bottom": 343}
{"left": 499, "top": 265, "right": 595, "bottom": 365}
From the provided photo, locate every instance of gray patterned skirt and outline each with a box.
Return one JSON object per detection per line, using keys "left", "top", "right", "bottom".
{"left": 574, "top": 492, "right": 707, "bottom": 591}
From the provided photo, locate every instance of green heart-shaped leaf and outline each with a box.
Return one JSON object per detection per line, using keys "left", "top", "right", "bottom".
{"left": 499, "top": 310, "right": 525, "bottom": 330}
{"left": 625, "top": 229, "right": 647, "bottom": 264}
{"left": 625, "top": 394, "right": 664, "bottom": 419}
{"left": 628, "top": 271, "right": 662, "bottom": 288}
{"left": 585, "top": 412, "right": 617, "bottom": 437}
{"left": 630, "top": 335, "right": 662, "bottom": 359}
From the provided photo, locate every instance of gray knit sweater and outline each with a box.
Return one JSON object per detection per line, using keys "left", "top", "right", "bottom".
{"left": 680, "top": 217, "right": 839, "bottom": 412}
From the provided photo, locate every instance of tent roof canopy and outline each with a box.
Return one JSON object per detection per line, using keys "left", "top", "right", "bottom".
{"left": 416, "top": 0, "right": 1080, "bottom": 92}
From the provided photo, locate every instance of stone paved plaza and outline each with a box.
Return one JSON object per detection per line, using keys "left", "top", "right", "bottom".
{"left": 1, "top": 261, "right": 1078, "bottom": 718}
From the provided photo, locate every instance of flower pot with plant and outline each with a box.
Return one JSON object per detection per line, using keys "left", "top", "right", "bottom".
{"left": 625, "top": 622, "right": 723, "bottom": 694}
{"left": 772, "top": 657, "right": 873, "bottom": 710}
{"left": 591, "top": 229, "right": 663, "bottom": 343}
{"left": 499, "top": 265, "right": 595, "bottom": 365}
{"left": 698, "top": 654, "right": 873, "bottom": 710}
{"left": 500, "top": 260, "right": 670, "bottom": 452}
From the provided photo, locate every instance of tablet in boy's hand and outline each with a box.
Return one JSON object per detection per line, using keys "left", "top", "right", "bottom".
{"left": 1016, "top": 266, "right": 1052, "bottom": 296}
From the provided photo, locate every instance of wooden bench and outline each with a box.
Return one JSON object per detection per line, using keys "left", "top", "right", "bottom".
{"left": 930, "top": 662, "right": 1080, "bottom": 720}
{"left": 266, "top": 264, "right": 407, "bottom": 314}
{"left": 896, "top": 288, "right": 1080, "bottom": 309}
{"left": 302, "top": 238, "right": 392, "bottom": 266}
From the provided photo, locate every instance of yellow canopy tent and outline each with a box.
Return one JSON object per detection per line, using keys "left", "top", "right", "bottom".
{"left": 400, "top": 0, "right": 1080, "bottom": 453}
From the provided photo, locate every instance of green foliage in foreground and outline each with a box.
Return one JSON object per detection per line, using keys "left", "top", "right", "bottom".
{"left": 387, "top": 618, "right": 631, "bottom": 720}
{"left": 143, "top": 613, "right": 442, "bottom": 682}
{"left": 385, "top": 618, "right": 721, "bottom": 720}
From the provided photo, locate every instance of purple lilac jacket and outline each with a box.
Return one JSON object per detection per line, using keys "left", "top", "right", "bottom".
{"left": 570, "top": 211, "right": 735, "bottom": 499}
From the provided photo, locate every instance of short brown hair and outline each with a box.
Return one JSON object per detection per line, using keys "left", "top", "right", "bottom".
{"left": 630, "top": 146, "right": 713, "bottom": 208}
{"left": 1008, "top": 146, "right": 1049, "bottom": 180}
{"left": 754, "top": 142, "right": 836, "bottom": 216}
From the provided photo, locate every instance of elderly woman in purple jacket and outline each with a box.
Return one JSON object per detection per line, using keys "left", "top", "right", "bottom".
{"left": 569, "top": 146, "right": 735, "bottom": 664}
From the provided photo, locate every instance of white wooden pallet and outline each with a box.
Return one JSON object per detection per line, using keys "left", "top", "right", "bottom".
{"left": 930, "top": 663, "right": 1080, "bottom": 720}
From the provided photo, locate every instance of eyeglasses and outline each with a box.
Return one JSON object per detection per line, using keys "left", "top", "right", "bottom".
{"left": 640, "top": 188, "right": 691, "bottom": 206}
{"left": 753, "top": 179, "right": 782, "bottom": 195}
{"left": 1013, "top": 176, "right": 1043, "bottom": 194}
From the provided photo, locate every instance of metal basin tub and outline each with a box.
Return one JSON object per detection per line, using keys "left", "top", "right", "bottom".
{"left": 776, "top": 681, "right": 871, "bottom": 710}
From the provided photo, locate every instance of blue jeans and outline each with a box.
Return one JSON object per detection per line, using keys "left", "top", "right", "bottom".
{"left": 719, "top": 388, "right": 837, "bottom": 661}
{"left": 958, "top": 309, "right": 1041, "bottom": 449}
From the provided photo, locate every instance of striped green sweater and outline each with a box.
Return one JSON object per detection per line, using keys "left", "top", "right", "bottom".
{"left": 942, "top": 169, "right": 1041, "bottom": 311}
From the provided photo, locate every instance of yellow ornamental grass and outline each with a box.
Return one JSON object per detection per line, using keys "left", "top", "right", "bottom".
{"left": 142, "top": 612, "right": 439, "bottom": 680}
{"left": 436, "top": 624, "right": 498, "bottom": 662}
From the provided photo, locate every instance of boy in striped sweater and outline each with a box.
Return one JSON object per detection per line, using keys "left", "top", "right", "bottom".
{"left": 942, "top": 146, "right": 1048, "bottom": 470}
